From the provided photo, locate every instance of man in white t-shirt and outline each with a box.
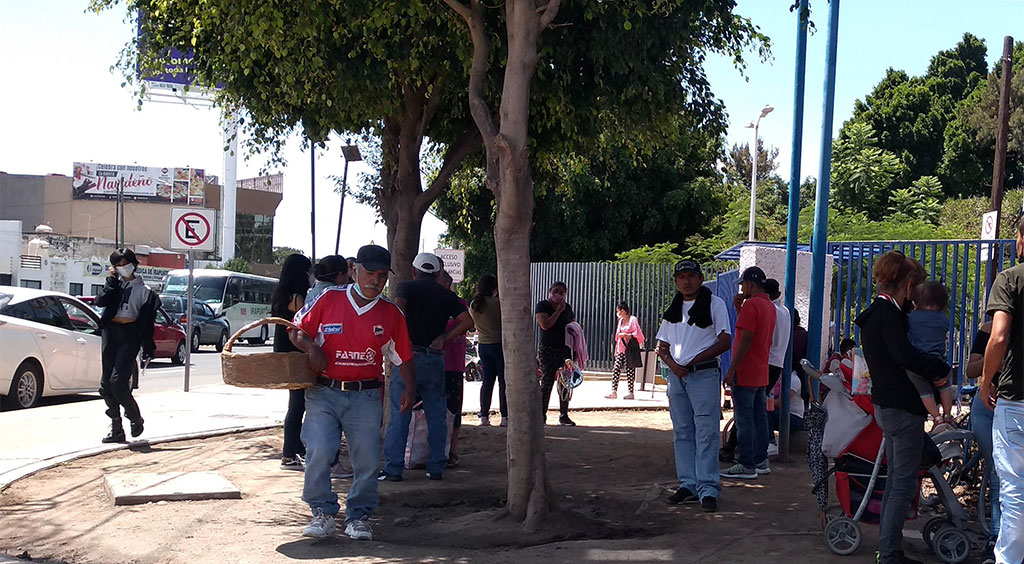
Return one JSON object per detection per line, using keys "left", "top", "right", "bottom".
{"left": 764, "top": 279, "right": 792, "bottom": 396}
{"left": 657, "top": 260, "right": 732, "bottom": 513}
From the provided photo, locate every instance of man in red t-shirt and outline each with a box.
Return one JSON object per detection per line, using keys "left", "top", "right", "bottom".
{"left": 721, "top": 266, "right": 776, "bottom": 479}
{"left": 289, "top": 245, "right": 416, "bottom": 541}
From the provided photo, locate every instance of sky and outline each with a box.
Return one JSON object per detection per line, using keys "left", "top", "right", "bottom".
{"left": 2, "top": 1, "right": 1024, "bottom": 257}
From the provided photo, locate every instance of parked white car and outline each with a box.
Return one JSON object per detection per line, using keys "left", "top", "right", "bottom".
{"left": 0, "top": 286, "right": 106, "bottom": 409}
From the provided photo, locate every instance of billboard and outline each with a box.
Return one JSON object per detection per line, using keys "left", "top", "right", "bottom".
{"left": 72, "top": 162, "right": 205, "bottom": 206}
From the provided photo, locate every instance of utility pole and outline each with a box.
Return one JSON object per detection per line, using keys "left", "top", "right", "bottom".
{"left": 988, "top": 36, "right": 1013, "bottom": 291}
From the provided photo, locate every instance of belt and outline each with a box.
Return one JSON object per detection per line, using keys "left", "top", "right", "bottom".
{"left": 685, "top": 360, "right": 720, "bottom": 372}
{"left": 411, "top": 345, "right": 443, "bottom": 355}
{"left": 317, "top": 377, "right": 382, "bottom": 391}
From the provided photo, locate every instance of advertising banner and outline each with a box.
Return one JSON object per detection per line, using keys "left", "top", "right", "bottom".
{"left": 72, "top": 162, "right": 205, "bottom": 206}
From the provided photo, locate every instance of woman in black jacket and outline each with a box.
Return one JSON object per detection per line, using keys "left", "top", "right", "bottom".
{"left": 272, "top": 253, "right": 313, "bottom": 470}
{"left": 854, "top": 251, "right": 949, "bottom": 564}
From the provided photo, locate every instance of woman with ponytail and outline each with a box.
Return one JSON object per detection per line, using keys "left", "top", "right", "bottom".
{"left": 470, "top": 274, "right": 507, "bottom": 426}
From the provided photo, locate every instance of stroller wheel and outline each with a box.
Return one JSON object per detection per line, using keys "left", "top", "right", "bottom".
{"left": 922, "top": 516, "right": 950, "bottom": 548}
{"left": 931, "top": 525, "right": 970, "bottom": 564}
{"left": 824, "top": 517, "right": 861, "bottom": 556}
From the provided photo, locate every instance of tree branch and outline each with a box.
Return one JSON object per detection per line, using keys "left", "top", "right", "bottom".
{"left": 417, "top": 74, "right": 444, "bottom": 141}
{"left": 443, "top": 0, "right": 471, "bottom": 19}
{"left": 536, "top": 0, "right": 561, "bottom": 30}
{"left": 417, "top": 126, "right": 483, "bottom": 210}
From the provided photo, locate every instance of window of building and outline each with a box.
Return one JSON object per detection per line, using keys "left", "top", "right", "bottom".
{"left": 91, "top": 284, "right": 104, "bottom": 296}
{"left": 20, "top": 280, "right": 42, "bottom": 289}
{"left": 69, "top": 283, "right": 84, "bottom": 296}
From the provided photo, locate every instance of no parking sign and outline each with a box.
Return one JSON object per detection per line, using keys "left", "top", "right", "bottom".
{"left": 170, "top": 208, "right": 217, "bottom": 252}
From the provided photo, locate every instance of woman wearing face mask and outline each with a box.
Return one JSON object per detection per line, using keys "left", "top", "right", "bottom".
{"left": 94, "top": 248, "right": 160, "bottom": 443}
{"left": 854, "top": 251, "right": 950, "bottom": 564}
{"left": 535, "top": 281, "right": 576, "bottom": 426}
{"left": 272, "top": 253, "right": 314, "bottom": 470}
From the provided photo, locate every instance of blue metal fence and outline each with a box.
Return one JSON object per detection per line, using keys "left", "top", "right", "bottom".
{"left": 829, "top": 239, "right": 1018, "bottom": 383}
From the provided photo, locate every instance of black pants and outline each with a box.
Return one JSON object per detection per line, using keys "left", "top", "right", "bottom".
{"left": 99, "top": 322, "right": 143, "bottom": 425}
{"left": 445, "top": 371, "right": 464, "bottom": 429}
{"left": 538, "top": 344, "right": 570, "bottom": 417}
{"left": 283, "top": 388, "right": 306, "bottom": 459}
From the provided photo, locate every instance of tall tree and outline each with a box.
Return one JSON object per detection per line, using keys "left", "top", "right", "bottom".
{"left": 442, "top": 0, "right": 766, "bottom": 530}
{"left": 830, "top": 122, "right": 907, "bottom": 218}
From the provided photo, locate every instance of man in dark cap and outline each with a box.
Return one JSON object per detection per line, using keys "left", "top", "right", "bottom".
{"left": 721, "top": 266, "right": 776, "bottom": 479}
{"left": 289, "top": 244, "right": 416, "bottom": 542}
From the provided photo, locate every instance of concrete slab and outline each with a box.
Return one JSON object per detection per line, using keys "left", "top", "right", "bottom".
{"left": 103, "top": 471, "right": 241, "bottom": 506}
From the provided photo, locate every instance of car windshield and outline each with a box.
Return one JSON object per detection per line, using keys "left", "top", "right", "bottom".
{"left": 163, "top": 275, "right": 226, "bottom": 304}
{"left": 160, "top": 296, "right": 184, "bottom": 313}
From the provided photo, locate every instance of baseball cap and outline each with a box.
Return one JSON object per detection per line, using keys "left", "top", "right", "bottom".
{"left": 412, "top": 252, "right": 442, "bottom": 274}
{"left": 673, "top": 260, "right": 702, "bottom": 276}
{"left": 740, "top": 266, "right": 767, "bottom": 287}
{"left": 355, "top": 245, "right": 392, "bottom": 272}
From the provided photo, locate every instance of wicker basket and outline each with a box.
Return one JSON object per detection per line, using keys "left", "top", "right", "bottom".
{"left": 220, "top": 317, "right": 318, "bottom": 390}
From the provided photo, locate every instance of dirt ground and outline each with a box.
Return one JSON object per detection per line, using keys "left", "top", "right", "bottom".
{"left": 1, "top": 409, "right": 969, "bottom": 564}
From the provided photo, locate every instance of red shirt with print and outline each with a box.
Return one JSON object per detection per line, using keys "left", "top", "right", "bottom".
{"left": 732, "top": 293, "right": 777, "bottom": 387}
{"left": 293, "top": 286, "right": 413, "bottom": 382}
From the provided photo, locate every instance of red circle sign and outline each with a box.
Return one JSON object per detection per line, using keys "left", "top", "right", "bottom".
{"left": 174, "top": 212, "right": 211, "bottom": 247}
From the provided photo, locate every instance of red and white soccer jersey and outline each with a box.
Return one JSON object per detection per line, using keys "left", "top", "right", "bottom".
{"left": 293, "top": 285, "right": 413, "bottom": 382}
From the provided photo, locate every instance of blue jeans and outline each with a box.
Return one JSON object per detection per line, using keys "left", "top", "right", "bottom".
{"left": 478, "top": 342, "right": 507, "bottom": 418}
{"left": 732, "top": 385, "right": 768, "bottom": 469}
{"left": 971, "top": 393, "right": 1001, "bottom": 540}
{"left": 301, "top": 384, "right": 382, "bottom": 523}
{"left": 667, "top": 367, "right": 722, "bottom": 499}
{"left": 383, "top": 352, "right": 447, "bottom": 476}
{"left": 993, "top": 400, "right": 1024, "bottom": 564}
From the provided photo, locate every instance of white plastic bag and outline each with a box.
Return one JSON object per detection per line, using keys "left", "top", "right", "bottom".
{"left": 821, "top": 389, "right": 872, "bottom": 458}
{"left": 850, "top": 347, "right": 872, "bottom": 396}
{"left": 403, "top": 408, "right": 455, "bottom": 469}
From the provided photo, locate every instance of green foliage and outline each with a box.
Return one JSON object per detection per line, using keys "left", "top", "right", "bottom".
{"left": 888, "top": 176, "right": 944, "bottom": 224}
{"left": 940, "top": 189, "right": 1024, "bottom": 239}
{"left": 271, "top": 247, "right": 305, "bottom": 266}
{"left": 830, "top": 122, "right": 907, "bottom": 218}
{"left": 796, "top": 207, "right": 947, "bottom": 243}
{"left": 222, "top": 256, "right": 253, "bottom": 274}
{"left": 614, "top": 243, "right": 683, "bottom": 264}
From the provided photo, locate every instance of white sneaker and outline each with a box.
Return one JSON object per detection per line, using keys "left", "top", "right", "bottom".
{"left": 302, "top": 509, "right": 336, "bottom": 538}
{"left": 766, "top": 443, "right": 779, "bottom": 457}
{"left": 499, "top": 417, "right": 508, "bottom": 427}
{"left": 345, "top": 517, "right": 373, "bottom": 541}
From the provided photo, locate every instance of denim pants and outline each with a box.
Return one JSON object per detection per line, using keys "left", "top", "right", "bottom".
{"left": 993, "top": 400, "right": 1024, "bottom": 564}
{"left": 970, "top": 393, "right": 1001, "bottom": 540}
{"left": 383, "top": 352, "right": 447, "bottom": 476}
{"left": 301, "top": 384, "right": 382, "bottom": 523}
{"left": 478, "top": 342, "right": 507, "bottom": 418}
{"left": 875, "top": 406, "right": 926, "bottom": 564}
{"left": 667, "top": 367, "right": 722, "bottom": 499}
{"left": 732, "top": 385, "right": 768, "bottom": 469}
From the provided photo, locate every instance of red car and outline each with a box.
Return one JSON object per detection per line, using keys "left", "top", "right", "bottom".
{"left": 78, "top": 296, "right": 188, "bottom": 365}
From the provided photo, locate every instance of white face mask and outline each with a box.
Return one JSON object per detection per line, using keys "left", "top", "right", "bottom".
{"left": 116, "top": 264, "right": 135, "bottom": 278}
{"left": 352, "top": 283, "right": 374, "bottom": 301}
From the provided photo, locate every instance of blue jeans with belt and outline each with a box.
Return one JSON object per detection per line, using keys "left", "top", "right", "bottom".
{"left": 667, "top": 367, "right": 722, "bottom": 499}
{"left": 383, "top": 350, "right": 447, "bottom": 477}
{"left": 301, "top": 384, "right": 382, "bottom": 522}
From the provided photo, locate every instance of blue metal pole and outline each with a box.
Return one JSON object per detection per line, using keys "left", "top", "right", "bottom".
{"left": 779, "top": 0, "right": 810, "bottom": 460}
{"left": 807, "top": 0, "right": 842, "bottom": 393}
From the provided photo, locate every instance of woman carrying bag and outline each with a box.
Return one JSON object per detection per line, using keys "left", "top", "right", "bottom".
{"left": 607, "top": 301, "right": 645, "bottom": 400}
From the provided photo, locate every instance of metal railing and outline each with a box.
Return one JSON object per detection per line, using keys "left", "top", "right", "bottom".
{"left": 828, "top": 239, "right": 1018, "bottom": 383}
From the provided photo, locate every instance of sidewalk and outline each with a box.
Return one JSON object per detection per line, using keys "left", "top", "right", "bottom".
{"left": 0, "top": 377, "right": 667, "bottom": 489}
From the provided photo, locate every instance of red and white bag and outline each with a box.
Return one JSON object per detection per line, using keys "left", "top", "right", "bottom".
{"left": 403, "top": 408, "right": 455, "bottom": 469}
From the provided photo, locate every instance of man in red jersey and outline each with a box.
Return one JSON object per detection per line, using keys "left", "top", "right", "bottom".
{"left": 721, "top": 266, "right": 776, "bottom": 480}
{"left": 289, "top": 244, "right": 416, "bottom": 541}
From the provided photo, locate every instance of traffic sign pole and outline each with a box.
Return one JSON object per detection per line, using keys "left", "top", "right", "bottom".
{"left": 185, "top": 250, "right": 194, "bottom": 392}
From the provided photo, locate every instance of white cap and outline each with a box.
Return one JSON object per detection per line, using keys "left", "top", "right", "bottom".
{"left": 412, "top": 252, "right": 442, "bottom": 274}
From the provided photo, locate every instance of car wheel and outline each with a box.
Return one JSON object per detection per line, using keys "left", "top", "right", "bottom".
{"left": 172, "top": 341, "right": 187, "bottom": 365}
{"left": 3, "top": 361, "right": 43, "bottom": 410}
{"left": 191, "top": 330, "right": 201, "bottom": 352}
{"left": 215, "top": 331, "right": 229, "bottom": 352}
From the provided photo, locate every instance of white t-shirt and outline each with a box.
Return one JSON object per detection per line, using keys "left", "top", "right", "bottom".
{"left": 769, "top": 301, "right": 792, "bottom": 368}
{"left": 655, "top": 295, "right": 732, "bottom": 366}
{"left": 789, "top": 374, "right": 805, "bottom": 418}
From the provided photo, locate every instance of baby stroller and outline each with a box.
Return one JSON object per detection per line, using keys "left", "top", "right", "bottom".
{"left": 801, "top": 360, "right": 975, "bottom": 563}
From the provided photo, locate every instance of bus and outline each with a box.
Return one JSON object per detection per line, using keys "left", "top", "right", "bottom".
{"left": 163, "top": 269, "right": 277, "bottom": 344}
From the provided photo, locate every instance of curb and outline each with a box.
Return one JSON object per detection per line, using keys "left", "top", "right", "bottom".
{"left": 0, "top": 424, "right": 279, "bottom": 492}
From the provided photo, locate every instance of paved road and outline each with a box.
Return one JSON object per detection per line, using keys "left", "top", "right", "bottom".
{"left": 138, "top": 344, "right": 273, "bottom": 394}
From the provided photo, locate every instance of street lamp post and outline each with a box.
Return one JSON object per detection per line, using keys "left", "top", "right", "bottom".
{"left": 746, "top": 105, "right": 774, "bottom": 241}
{"left": 335, "top": 142, "right": 363, "bottom": 255}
